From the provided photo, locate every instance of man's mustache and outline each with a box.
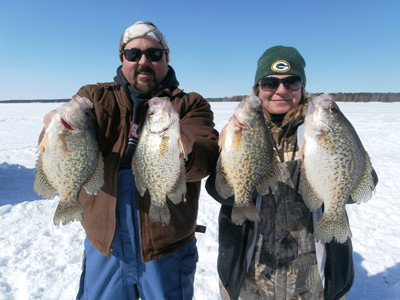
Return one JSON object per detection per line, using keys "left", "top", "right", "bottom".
{"left": 135, "top": 66, "right": 155, "bottom": 76}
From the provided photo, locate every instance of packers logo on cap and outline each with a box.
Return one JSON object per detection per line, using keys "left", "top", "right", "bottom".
{"left": 271, "top": 60, "right": 291, "bottom": 73}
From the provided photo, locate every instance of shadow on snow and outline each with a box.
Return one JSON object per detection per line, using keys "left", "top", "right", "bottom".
{"left": 349, "top": 252, "right": 400, "bottom": 299}
{"left": 0, "top": 162, "right": 40, "bottom": 206}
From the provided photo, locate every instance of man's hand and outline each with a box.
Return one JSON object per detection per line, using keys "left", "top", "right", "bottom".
{"left": 43, "top": 109, "right": 57, "bottom": 130}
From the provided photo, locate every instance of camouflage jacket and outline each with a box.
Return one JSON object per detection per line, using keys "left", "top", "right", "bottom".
{"left": 76, "top": 74, "right": 219, "bottom": 262}
{"left": 206, "top": 100, "right": 360, "bottom": 300}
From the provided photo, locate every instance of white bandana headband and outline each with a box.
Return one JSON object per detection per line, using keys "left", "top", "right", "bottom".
{"left": 119, "top": 21, "right": 170, "bottom": 62}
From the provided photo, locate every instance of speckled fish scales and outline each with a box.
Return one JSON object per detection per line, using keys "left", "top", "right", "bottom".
{"left": 300, "top": 94, "right": 375, "bottom": 243}
{"left": 215, "top": 94, "right": 278, "bottom": 225}
{"left": 33, "top": 95, "right": 104, "bottom": 225}
{"left": 132, "top": 97, "right": 186, "bottom": 225}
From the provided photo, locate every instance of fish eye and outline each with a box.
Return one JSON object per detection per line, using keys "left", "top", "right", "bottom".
{"left": 329, "top": 106, "right": 338, "bottom": 113}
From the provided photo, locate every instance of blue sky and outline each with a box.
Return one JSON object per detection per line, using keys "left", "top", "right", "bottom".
{"left": 1, "top": 0, "right": 399, "bottom": 100}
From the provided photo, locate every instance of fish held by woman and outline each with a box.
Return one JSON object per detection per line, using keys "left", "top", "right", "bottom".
{"left": 215, "top": 94, "right": 278, "bottom": 225}
{"left": 300, "top": 94, "right": 375, "bottom": 243}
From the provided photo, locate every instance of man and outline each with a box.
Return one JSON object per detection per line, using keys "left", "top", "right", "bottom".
{"left": 51, "top": 21, "right": 219, "bottom": 299}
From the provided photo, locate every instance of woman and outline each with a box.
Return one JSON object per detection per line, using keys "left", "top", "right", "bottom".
{"left": 206, "top": 45, "right": 378, "bottom": 300}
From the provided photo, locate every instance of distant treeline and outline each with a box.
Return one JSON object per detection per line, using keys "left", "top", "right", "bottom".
{"left": 206, "top": 93, "right": 400, "bottom": 102}
{"left": 0, "top": 99, "right": 69, "bottom": 103}
{"left": 1, "top": 93, "right": 399, "bottom": 103}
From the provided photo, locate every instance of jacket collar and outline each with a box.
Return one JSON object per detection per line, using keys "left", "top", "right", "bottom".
{"left": 113, "top": 66, "right": 180, "bottom": 122}
{"left": 263, "top": 99, "right": 308, "bottom": 162}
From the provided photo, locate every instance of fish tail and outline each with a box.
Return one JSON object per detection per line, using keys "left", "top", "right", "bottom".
{"left": 33, "top": 158, "right": 57, "bottom": 200}
{"left": 149, "top": 205, "right": 171, "bottom": 226}
{"left": 132, "top": 165, "right": 147, "bottom": 197}
{"left": 256, "top": 167, "right": 278, "bottom": 196}
{"left": 83, "top": 153, "right": 104, "bottom": 195}
{"left": 53, "top": 201, "right": 83, "bottom": 225}
{"left": 314, "top": 214, "right": 352, "bottom": 244}
{"left": 231, "top": 204, "right": 260, "bottom": 225}
{"left": 351, "top": 152, "right": 375, "bottom": 203}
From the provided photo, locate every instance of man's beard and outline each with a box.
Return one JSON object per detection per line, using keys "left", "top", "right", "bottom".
{"left": 133, "top": 66, "right": 157, "bottom": 94}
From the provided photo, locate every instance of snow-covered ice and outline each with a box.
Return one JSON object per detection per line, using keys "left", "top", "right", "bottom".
{"left": 1, "top": 101, "right": 399, "bottom": 300}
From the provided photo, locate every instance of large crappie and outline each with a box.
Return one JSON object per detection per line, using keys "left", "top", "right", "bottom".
{"left": 215, "top": 94, "right": 278, "bottom": 225}
{"left": 300, "top": 94, "right": 375, "bottom": 243}
{"left": 132, "top": 97, "right": 186, "bottom": 225}
{"left": 33, "top": 95, "right": 104, "bottom": 225}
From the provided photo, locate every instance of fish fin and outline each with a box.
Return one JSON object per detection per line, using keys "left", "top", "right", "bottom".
{"left": 177, "top": 138, "right": 187, "bottom": 160}
{"left": 149, "top": 204, "right": 170, "bottom": 225}
{"left": 83, "top": 153, "right": 104, "bottom": 195}
{"left": 167, "top": 164, "right": 186, "bottom": 204}
{"left": 55, "top": 134, "right": 69, "bottom": 156}
{"left": 134, "top": 172, "right": 147, "bottom": 197}
{"left": 215, "top": 158, "right": 234, "bottom": 199}
{"left": 231, "top": 204, "right": 260, "bottom": 225}
{"left": 351, "top": 152, "right": 375, "bottom": 203}
{"left": 316, "top": 133, "right": 337, "bottom": 152}
{"left": 167, "top": 193, "right": 184, "bottom": 205}
{"left": 313, "top": 214, "right": 352, "bottom": 244}
{"left": 159, "top": 136, "right": 170, "bottom": 157}
{"left": 255, "top": 182, "right": 269, "bottom": 196}
{"left": 39, "top": 133, "right": 49, "bottom": 153}
{"left": 33, "top": 155, "right": 57, "bottom": 199}
{"left": 232, "top": 129, "right": 243, "bottom": 150}
{"left": 271, "top": 160, "right": 282, "bottom": 191}
{"left": 132, "top": 155, "right": 147, "bottom": 196}
{"left": 218, "top": 124, "right": 228, "bottom": 148}
{"left": 256, "top": 173, "right": 276, "bottom": 195}
{"left": 53, "top": 201, "right": 84, "bottom": 225}
{"left": 299, "top": 136, "right": 306, "bottom": 161}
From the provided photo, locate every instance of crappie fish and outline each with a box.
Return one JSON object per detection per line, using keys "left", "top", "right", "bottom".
{"left": 300, "top": 94, "right": 375, "bottom": 243}
{"left": 33, "top": 95, "right": 104, "bottom": 225}
{"left": 215, "top": 94, "right": 278, "bottom": 225}
{"left": 132, "top": 97, "right": 186, "bottom": 225}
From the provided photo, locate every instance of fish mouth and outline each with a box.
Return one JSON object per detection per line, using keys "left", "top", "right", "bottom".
{"left": 312, "top": 94, "right": 335, "bottom": 108}
{"left": 307, "top": 94, "right": 336, "bottom": 118}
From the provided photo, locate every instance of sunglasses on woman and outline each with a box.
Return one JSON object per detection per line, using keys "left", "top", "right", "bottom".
{"left": 259, "top": 76, "right": 303, "bottom": 92}
{"left": 122, "top": 48, "right": 169, "bottom": 62}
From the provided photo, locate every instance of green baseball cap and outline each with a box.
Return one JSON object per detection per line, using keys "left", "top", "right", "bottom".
{"left": 255, "top": 45, "right": 306, "bottom": 86}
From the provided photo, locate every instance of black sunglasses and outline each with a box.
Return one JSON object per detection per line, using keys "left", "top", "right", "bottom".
{"left": 122, "top": 48, "right": 168, "bottom": 62}
{"left": 259, "top": 76, "right": 303, "bottom": 92}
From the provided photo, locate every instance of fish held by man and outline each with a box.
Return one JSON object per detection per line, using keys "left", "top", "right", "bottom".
{"left": 132, "top": 96, "right": 186, "bottom": 225}
{"left": 300, "top": 94, "right": 375, "bottom": 243}
{"left": 33, "top": 95, "right": 104, "bottom": 225}
{"left": 215, "top": 94, "right": 278, "bottom": 225}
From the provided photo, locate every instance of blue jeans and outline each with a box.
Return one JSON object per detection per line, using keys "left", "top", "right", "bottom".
{"left": 76, "top": 170, "right": 198, "bottom": 300}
